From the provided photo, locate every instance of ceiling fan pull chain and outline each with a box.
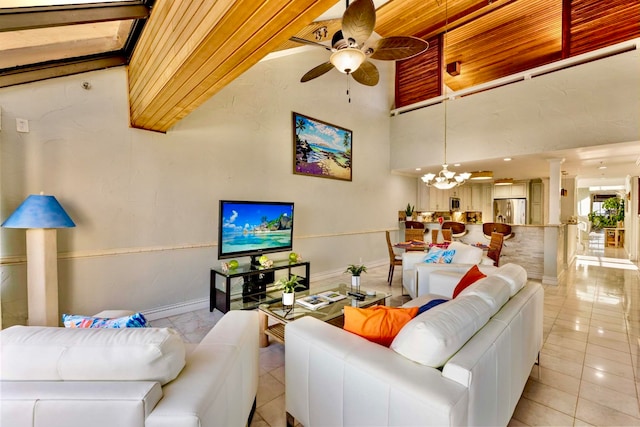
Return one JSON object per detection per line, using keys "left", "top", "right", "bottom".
{"left": 347, "top": 73, "right": 351, "bottom": 103}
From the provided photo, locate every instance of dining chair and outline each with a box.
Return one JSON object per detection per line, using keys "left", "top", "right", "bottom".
{"left": 385, "top": 231, "right": 403, "bottom": 285}
{"left": 405, "top": 228, "right": 425, "bottom": 242}
{"left": 487, "top": 232, "right": 504, "bottom": 266}
{"left": 442, "top": 228, "right": 452, "bottom": 242}
{"left": 431, "top": 229, "right": 439, "bottom": 244}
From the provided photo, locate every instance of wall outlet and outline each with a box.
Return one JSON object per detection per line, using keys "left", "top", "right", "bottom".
{"left": 16, "top": 118, "right": 29, "bottom": 133}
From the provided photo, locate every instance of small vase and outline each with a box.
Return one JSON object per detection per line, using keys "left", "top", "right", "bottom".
{"left": 351, "top": 275, "right": 360, "bottom": 292}
{"left": 282, "top": 292, "right": 294, "bottom": 307}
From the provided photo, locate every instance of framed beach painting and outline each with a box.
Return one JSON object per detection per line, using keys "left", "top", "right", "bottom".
{"left": 292, "top": 112, "right": 352, "bottom": 181}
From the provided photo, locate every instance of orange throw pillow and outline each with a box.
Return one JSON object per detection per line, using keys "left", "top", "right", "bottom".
{"left": 343, "top": 305, "right": 419, "bottom": 347}
{"left": 452, "top": 265, "right": 487, "bottom": 298}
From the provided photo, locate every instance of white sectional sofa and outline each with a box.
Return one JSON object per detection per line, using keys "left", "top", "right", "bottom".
{"left": 285, "top": 263, "right": 543, "bottom": 427}
{"left": 402, "top": 241, "right": 496, "bottom": 298}
{"left": 0, "top": 310, "right": 259, "bottom": 427}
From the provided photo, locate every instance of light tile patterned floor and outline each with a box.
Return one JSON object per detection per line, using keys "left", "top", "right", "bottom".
{"left": 157, "top": 233, "right": 640, "bottom": 427}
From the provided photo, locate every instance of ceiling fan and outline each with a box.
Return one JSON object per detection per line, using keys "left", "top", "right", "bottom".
{"left": 290, "top": 0, "right": 429, "bottom": 86}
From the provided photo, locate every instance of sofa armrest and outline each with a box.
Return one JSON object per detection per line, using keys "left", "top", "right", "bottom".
{"left": 285, "top": 317, "right": 468, "bottom": 427}
{"left": 1, "top": 381, "right": 162, "bottom": 427}
{"left": 146, "top": 311, "right": 259, "bottom": 427}
{"left": 415, "top": 263, "right": 479, "bottom": 298}
{"left": 401, "top": 251, "right": 428, "bottom": 298}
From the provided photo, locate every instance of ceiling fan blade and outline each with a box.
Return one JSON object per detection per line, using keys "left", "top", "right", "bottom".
{"left": 301, "top": 62, "right": 335, "bottom": 82}
{"left": 289, "top": 36, "right": 333, "bottom": 51}
{"left": 341, "top": 0, "right": 375, "bottom": 48}
{"left": 351, "top": 61, "right": 379, "bottom": 86}
{"left": 368, "top": 36, "right": 429, "bottom": 61}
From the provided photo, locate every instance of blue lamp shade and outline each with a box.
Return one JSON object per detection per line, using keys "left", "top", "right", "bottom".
{"left": 1, "top": 194, "right": 76, "bottom": 229}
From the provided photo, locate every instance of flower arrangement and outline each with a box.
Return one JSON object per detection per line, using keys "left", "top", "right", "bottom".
{"left": 258, "top": 255, "right": 273, "bottom": 269}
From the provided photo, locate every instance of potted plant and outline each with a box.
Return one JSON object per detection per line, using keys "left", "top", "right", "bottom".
{"left": 345, "top": 264, "right": 367, "bottom": 291}
{"left": 404, "top": 203, "right": 415, "bottom": 221}
{"left": 275, "top": 274, "right": 304, "bottom": 306}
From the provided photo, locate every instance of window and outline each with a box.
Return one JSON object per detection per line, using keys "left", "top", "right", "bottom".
{"left": 0, "top": 0, "right": 153, "bottom": 87}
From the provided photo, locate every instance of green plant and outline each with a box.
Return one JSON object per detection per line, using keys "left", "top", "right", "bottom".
{"left": 404, "top": 203, "right": 414, "bottom": 217}
{"left": 275, "top": 274, "right": 304, "bottom": 293}
{"left": 588, "top": 197, "right": 625, "bottom": 230}
{"left": 345, "top": 264, "right": 367, "bottom": 276}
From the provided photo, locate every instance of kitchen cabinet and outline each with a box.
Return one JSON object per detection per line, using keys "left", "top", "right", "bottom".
{"left": 429, "top": 187, "right": 448, "bottom": 210}
{"left": 529, "top": 181, "right": 543, "bottom": 225}
{"left": 494, "top": 182, "right": 528, "bottom": 199}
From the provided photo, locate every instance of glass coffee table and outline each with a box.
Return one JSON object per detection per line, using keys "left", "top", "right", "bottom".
{"left": 258, "top": 283, "right": 389, "bottom": 347}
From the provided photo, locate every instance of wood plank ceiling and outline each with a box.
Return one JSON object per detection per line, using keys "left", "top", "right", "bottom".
{"left": 128, "top": 0, "right": 640, "bottom": 132}
{"left": 128, "top": 0, "right": 337, "bottom": 132}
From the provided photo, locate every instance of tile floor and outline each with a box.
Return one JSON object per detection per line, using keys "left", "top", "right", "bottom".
{"left": 154, "top": 233, "right": 640, "bottom": 426}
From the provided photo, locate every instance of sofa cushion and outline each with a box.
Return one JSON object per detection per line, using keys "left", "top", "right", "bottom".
{"left": 0, "top": 326, "right": 185, "bottom": 385}
{"left": 452, "top": 265, "right": 487, "bottom": 298}
{"left": 491, "top": 263, "right": 527, "bottom": 296}
{"left": 62, "top": 312, "right": 148, "bottom": 328}
{"left": 424, "top": 248, "right": 456, "bottom": 263}
{"left": 457, "top": 275, "right": 511, "bottom": 315}
{"left": 391, "top": 295, "right": 493, "bottom": 367}
{"left": 343, "top": 306, "right": 419, "bottom": 347}
{"left": 447, "top": 241, "right": 483, "bottom": 264}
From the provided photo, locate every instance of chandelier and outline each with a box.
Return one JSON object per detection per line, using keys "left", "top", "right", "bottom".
{"left": 420, "top": 98, "right": 471, "bottom": 189}
{"left": 420, "top": 0, "right": 470, "bottom": 190}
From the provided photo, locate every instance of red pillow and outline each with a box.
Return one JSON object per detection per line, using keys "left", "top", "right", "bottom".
{"left": 343, "top": 305, "right": 419, "bottom": 347}
{"left": 452, "top": 265, "right": 487, "bottom": 298}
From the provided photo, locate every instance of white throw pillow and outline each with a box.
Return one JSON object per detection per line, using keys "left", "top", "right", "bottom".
{"left": 447, "top": 241, "right": 483, "bottom": 264}
{"left": 0, "top": 326, "right": 185, "bottom": 385}
{"left": 391, "top": 295, "right": 493, "bottom": 367}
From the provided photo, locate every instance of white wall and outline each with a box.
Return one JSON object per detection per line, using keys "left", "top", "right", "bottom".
{"left": 0, "top": 48, "right": 416, "bottom": 326}
{"left": 390, "top": 48, "right": 640, "bottom": 171}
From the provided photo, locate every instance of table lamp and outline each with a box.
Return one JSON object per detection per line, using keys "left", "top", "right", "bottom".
{"left": 2, "top": 194, "right": 75, "bottom": 326}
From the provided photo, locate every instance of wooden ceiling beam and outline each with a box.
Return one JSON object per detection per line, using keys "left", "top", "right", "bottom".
{"left": 128, "top": 0, "right": 337, "bottom": 132}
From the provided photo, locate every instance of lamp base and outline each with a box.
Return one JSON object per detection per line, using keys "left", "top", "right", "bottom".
{"left": 26, "top": 228, "right": 59, "bottom": 326}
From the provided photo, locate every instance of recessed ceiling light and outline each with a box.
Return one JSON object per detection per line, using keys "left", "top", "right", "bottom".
{"left": 415, "top": 168, "right": 421, "bottom": 171}
{"left": 598, "top": 165, "right": 607, "bottom": 170}
{"left": 503, "top": 158, "right": 512, "bottom": 161}
{"left": 454, "top": 163, "right": 461, "bottom": 167}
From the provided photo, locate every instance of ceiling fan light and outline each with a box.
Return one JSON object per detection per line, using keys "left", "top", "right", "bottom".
{"left": 330, "top": 48, "right": 366, "bottom": 74}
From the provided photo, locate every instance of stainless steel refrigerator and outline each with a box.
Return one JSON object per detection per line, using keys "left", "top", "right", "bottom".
{"left": 493, "top": 199, "right": 527, "bottom": 224}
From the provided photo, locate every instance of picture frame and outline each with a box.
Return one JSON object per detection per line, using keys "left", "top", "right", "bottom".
{"left": 292, "top": 112, "right": 352, "bottom": 181}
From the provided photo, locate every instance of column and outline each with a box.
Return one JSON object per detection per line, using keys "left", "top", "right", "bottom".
{"left": 547, "top": 158, "right": 564, "bottom": 225}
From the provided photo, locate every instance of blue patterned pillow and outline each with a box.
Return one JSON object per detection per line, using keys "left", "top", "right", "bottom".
{"left": 423, "top": 249, "right": 456, "bottom": 264}
{"left": 440, "top": 249, "right": 456, "bottom": 263}
{"left": 62, "top": 312, "right": 148, "bottom": 328}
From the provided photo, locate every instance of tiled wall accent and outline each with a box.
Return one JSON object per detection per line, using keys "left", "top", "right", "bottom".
{"left": 461, "top": 224, "right": 545, "bottom": 280}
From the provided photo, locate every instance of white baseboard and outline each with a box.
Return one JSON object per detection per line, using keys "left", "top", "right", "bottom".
{"left": 142, "top": 298, "right": 209, "bottom": 321}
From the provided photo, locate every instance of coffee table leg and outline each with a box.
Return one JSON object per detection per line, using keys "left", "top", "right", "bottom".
{"left": 258, "top": 310, "right": 269, "bottom": 348}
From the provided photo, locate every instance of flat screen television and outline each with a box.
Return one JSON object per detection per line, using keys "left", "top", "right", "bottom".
{"left": 218, "top": 200, "right": 295, "bottom": 266}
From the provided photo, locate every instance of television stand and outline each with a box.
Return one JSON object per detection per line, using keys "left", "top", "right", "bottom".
{"left": 210, "top": 259, "right": 310, "bottom": 313}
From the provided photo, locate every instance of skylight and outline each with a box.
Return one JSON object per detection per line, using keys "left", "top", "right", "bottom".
{"left": 0, "top": 0, "right": 153, "bottom": 88}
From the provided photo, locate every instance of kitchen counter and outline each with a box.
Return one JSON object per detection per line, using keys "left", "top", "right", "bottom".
{"left": 401, "top": 221, "right": 576, "bottom": 283}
